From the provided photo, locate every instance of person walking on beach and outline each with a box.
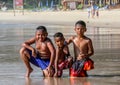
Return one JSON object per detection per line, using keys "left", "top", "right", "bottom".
{"left": 53, "top": 32, "right": 73, "bottom": 77}
{"left": 19, "top": 26, "right": 55, "bottom": 77}
{"left": 88, "top": 0, "right": 99, "bottom": 18}
{"left": 67, "top": 20, "right": 94, "bottom": 77}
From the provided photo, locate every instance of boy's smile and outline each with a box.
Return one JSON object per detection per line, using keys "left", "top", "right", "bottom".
{"left": 36, "top": 30, "right": 47, "bottom": 42}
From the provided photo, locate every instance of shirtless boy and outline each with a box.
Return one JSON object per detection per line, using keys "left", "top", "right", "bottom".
{"left": 19, "top": 26, "right": 55, "bottom": 77}
{"left": 67, "top": 20, "right": 94, "bottom": 77}
{"left": 53, "top": 32, "right": 73, "bottom": 77}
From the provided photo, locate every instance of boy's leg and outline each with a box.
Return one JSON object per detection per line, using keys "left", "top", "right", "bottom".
{"left": 43, "top": 69, "right": 49, "bottom": 77}
{"left": 96, "top": 10, "right": 99, "bottom": 18}
{"left": 70, "top": 60, "right": 88, "bottom": 77}
{"left": 19, "top": 47, "right": 33, "bottom": 77}
{"left": 58, "top": 57, "right": 73, "bottom": 70}
{"left": 91, "top": 9, "right": 95, "bottom": 18}
{"left": 67, "top": 57, "right": 73, "bottom": 68}
{"left": 34, "top": 58, "right": 54, "bottom": 77}
{"left": 79, "top": 70, "right": 88, "bottom": 77}
{"left": 88, "top": 11, "right": 90, "bottom": 18}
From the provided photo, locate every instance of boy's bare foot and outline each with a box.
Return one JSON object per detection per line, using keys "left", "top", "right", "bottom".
{"left": 25, "top": 69, "right": 33, "bottom": 77}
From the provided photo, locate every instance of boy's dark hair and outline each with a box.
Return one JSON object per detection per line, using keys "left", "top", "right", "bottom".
{"left": 36, "top": 26, "right": 47, "bottom": 32}
{"left": 54, "top": 32, "right": 64, "bottom": 38}
{"left": 75, "top": 20, "right": 86, "bottom": 27}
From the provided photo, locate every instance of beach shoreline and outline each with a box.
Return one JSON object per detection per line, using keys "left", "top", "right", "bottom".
{"left": 0, "top": 9, "right": 120, "bottom": 28}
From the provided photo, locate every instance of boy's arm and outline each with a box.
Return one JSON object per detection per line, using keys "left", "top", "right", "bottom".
{"left": 22, "top": 37, "right": 36, "bottom": 57}
{"left": 54, "top": 48, "right": 59, "bottom": 75}
{"left": 22, "top": 37, "right": 35, "bottom": 51}
{"left": 66, "top": 36, "right": 74, "bottom": 45}
{"left": 47, "top": 40, "right": 56, "bottom": 68}
{"left": 63, "top": 45, "right": 70, "bottom": 57}
{"left": 85, "top": 39, "right": 94, "bottom": 58}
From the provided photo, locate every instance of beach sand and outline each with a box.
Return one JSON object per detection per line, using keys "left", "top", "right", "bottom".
{"left": 0, "top": 9, "right": 120, "bottom": 28}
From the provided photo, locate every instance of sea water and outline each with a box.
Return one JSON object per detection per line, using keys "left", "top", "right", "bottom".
{"left": 0, "top": 23, "right": 120, "bottom": 85}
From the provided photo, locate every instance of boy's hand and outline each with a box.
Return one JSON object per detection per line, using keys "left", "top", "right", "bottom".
{"left": 77, "top": 54, "right": 85, "bottom": 60}
{"left": 32, "top": 48, "right": 37, "bottom": 57}
{"left": 47, "top": 66, "right": 54, "bottom": 77}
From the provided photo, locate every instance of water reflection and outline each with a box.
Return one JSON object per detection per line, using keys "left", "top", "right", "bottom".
{"left": 25, "top": 78, "right": 31, "bottom": 85}
{"left": 70, "top": 77, "right": 91, "bottom": 85}
{"left": 25, "top": 77, "right": 91, "bottom": 85}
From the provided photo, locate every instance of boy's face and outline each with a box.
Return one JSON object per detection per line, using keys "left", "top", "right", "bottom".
{"left": 35, "top": 30, "right": 47, "bottom": 42}
{"left": 54, "top": 37, "right": 65, "bottom": 48}
{"left": 74, "top": 24, "right": 86, "bottom": 36}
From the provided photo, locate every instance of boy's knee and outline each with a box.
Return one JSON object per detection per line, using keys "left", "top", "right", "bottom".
{"left": 19, "top": 47, "right": 26, "bottom": 55}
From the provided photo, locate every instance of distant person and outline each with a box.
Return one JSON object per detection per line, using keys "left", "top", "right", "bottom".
{"left": 89, "top": 1, "right": 99, "bottom": 18}
{"left": 67, "top": 20, "right": 94, "bottom": 77}
{"left": 19, "top": 26, "right": 55, "bottom": 77}
{"left": 95, "top": 5, "right": 99, "bottom": 18}
{"left": 87, "top": 7, "right": 91, "bottom": 18}
{"left": 53, "top": 32, "right": 73, "bottom": 77}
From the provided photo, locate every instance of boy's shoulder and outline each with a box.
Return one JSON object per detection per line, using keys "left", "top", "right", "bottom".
{"left": 84, "top": 36, "right": 92, "bottom": 42}
{"left": 44, "top": 37, "right": 52, "bottom": 43}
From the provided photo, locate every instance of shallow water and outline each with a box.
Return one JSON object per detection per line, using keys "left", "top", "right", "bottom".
{"left": 0, "top": 23, "right": 120, "bottom": 85}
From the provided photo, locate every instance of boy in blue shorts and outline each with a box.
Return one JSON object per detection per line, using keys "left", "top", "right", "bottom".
{"left": 19, "top": 26, "right": 55, "bottom": 77}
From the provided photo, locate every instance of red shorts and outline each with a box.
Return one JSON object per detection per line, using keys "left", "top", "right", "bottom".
{"left": 70, "top": 68, "right": 88, "bottom": 77}
{"left": 57, "top": 59, "right": 72, "bottom": 77}
{"left": 70, "top": 58, "right": 94, "bottom": 77}
{"left": 58, "top": 59, "right": 70, "bottom": 70}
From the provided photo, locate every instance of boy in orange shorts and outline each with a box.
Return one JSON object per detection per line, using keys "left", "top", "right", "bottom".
{"left": 67, "top": 20, "right": 94, "bottom": 77}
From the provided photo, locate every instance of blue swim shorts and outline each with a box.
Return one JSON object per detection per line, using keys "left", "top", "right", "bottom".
{"left": 27, "top": 49, "right": 50, "bottom": 70}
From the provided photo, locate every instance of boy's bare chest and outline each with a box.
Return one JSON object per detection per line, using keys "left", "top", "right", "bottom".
{"left": 74, "top": 39, "right": 88, "bottom": 48}
{"left": 35, "top": 42, "right": 48, "bottom": 50}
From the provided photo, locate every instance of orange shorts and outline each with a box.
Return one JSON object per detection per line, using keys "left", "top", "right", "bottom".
{"left": 70, "top": 58, "right": 94, "bottom": 77}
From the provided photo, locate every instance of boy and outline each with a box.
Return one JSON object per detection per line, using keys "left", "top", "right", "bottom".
{"left": 19, "top": 26, "right": 55, "bottom": 77}
{"left": 53, "top": 32, "right": 73, "bottom": 77}
{"left": 67, "top": 20, "right": 94, "bottom": 77}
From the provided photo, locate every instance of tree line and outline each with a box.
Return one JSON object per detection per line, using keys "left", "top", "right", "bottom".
{"left": 0, "top": 0, "right": 120, "bottom": 9}
{"left": 0, "top": 0, "right": 60, "bottom": 9}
